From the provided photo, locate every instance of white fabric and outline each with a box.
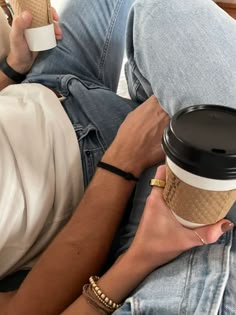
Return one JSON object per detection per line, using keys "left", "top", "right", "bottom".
{"left": 0, "top": 9, "right": 10, "bottom": 62}
{"left": 0, "top": 84, "right": 84, "bottom": 278}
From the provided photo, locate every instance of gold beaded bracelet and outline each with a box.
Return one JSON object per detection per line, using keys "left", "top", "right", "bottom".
{"left": 89, "top": 276, "right": 122, "bottom": 311}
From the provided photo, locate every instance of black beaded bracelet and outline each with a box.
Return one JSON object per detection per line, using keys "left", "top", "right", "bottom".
{"left": 0, "top": 58, "right": 27, "bottom": 83}
{"left": 97, "top": 161, "right": 139, "bottom": 182}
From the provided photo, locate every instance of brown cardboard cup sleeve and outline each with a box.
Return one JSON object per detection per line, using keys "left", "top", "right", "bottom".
{"left": 9, "top": 0, "right": 56, "bottom": 51}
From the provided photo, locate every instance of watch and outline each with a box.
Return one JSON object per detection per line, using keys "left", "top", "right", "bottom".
{"left": 0, "top": 58, "right": 27, "bottom": 83}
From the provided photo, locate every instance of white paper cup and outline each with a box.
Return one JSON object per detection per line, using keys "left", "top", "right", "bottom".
{"left": 162, "top": 105, "right": 236, "bottom": 228}
{"left": 9, "top": 0, "right": 56, "bottom": 51}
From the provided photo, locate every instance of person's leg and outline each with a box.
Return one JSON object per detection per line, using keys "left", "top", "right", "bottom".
{"left": 114, "top": 232, "right": 233, "bottom": 315}
{"left": 125, "top": 0, "right": 236, "bottom": 116}
{"left": 28, "top": 0, "right": 134, "bottom": 92}
{"left": 0, "top": 0, "right": 138, "bottom": 292}
{"left": 112, "top": 0, "right": 236, "bottom": 313}
{"left": 218, "top": 226, "right": 236, "bottom": 315}
{"left": 25, "top": 0, "right": 139, "bottom": 187}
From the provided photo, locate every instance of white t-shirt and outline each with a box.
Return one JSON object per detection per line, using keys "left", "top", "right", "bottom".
{"left": 0, "top": 83, "right": 84, "bottom": 278}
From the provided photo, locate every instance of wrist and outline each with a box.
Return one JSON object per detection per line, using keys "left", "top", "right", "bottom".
{"left": 95, "top": 250, "right": 152, "bottom": 306}
{"left": 7, "top": 55, "right": 30, "bottom": 75}
{"left": 124, "top": 248, "right": 155, "bottom": 276}
{"left": 102, "top": 146, "right": 143, "bottom": 178}
{"left": 1, "top": 58, "right": 27, "bottom": 84}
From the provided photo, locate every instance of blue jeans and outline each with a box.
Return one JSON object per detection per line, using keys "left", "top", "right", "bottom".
{"left": 2, "top": 0, "right": 236, "bottom": 313}
{"left": 26, "top": 0, "right": 138, "bottom": 187}
{"left": 113, "top": 1, "right": 236, "bottom": 314}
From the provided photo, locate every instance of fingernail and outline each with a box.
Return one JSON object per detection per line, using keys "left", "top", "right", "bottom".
{"left": 221, "top": 222, "right": 234, "bottom": 233}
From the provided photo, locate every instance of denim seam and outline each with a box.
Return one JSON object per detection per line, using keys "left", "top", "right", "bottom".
{"left": 125, "top": 60, "right": 143, "bottom": 101}
{"left": 133, "top": 297, "right": 141, "bottom": 315}
{"left": 98, "top": 0, "right": 123, "bottom": 84}
{"left": 209, "top": 232, "right": 232, "bottom": 314}
{"left": 179, "top": 250, "right": 195, "bottom": 315}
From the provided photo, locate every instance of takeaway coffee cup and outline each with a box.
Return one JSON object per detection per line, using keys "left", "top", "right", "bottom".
{"left": 162, "top": 105, "right": 236, "bottom": 228}
{"left": 9, "top": 0, "right": 56, "bottom": 51}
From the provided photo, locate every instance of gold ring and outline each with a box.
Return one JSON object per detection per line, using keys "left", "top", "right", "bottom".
{"left": 193, "top": 231, "right": 207, "bottom": 245}
{"left": 149, "top": 178, "right": 166, "bottom": 188}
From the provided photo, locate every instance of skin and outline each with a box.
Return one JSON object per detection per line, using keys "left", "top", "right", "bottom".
{"left": 0, "top": 9, "right": 62, "bottom": 90}
{"left": 216, "top": 2, "right": 236, "bottom": 19}
{"left": 0, "top": 3, "right": 235, "bottom": 314}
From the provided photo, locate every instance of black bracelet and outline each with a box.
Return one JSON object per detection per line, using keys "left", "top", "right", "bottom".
{"left": 0, "top": 58, "right": 27, "bottom": 83}
{"left": 97, "top": 161, "right": 139, "bottom": 182}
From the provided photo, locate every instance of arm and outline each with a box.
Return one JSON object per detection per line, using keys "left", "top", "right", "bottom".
{"left": 216, "top": 2, "right": 236, "bottom": 19}
{"left": 4, "top": 96, "right": 169, "bottom": 315}
{"left": 0, "top": 70, "right": 15, "bottom": 90}
{"left": 62, "top": 165, "right": 234, "bottom": 315}
{"left": 0, "top": 9, "right": 62, "bottom": 91}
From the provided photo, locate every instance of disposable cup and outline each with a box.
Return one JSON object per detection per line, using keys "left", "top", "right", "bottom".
{"left": 162, "top": 105, "right": 236, "bottom": 228}
{"left": 9, "top": 0, "right": 56, "bottom": 51}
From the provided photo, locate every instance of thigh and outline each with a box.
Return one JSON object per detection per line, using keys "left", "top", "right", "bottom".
{"left": 26, "top": 74, "right": 139, "bottom": 186}
{"left": 114, "top": 233, "right": 233, "bottom": 315}
{"left": 126, "top": 0, "right": 236, "bottom": 116}
{"left": 218, "top": 228, "right": 236, "bottom": 315}
{"left": 29, "top": 0, "right": 134, "bottom": 92}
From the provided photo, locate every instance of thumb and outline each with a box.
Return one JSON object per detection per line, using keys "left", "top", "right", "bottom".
{"left": 193, "top": 219, "right": 234, "bottom": 246}
{"left": 11, "top": 11, "right": 32, "bottom": 41}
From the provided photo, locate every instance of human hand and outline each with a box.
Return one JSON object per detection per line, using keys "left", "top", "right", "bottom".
{"left": 128, "top": 165, "right": 234, "bottom": 274}
{"left": 103, "top": 96, "right": 170, "bottom": 177}
{"left": 7, "top": 8, "right": 62, "bottom": 74}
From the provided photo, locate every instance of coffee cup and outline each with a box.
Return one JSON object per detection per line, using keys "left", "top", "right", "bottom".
{"left": 162, "top": 105, "right": 236, "bottom": 228}
{"left": 9, "top": 0, "right": 56, "bottom": 51}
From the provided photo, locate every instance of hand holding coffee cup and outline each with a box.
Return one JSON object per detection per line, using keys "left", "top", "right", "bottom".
{"left": 162, "top": 105, "right": 236, "bottom": 228}
{"left": 9, "top": 0, "right": 56, "bottom": 51}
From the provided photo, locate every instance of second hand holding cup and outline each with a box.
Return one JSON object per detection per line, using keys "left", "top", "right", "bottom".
{"left": 9, "top": 0, "right": 56, "bottom": 51}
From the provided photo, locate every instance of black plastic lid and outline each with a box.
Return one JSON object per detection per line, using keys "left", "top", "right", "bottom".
{"left": 162, "top": 105, "right": 236, "bottom": 179}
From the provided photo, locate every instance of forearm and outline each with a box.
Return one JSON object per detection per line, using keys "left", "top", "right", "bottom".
{"left": 7, "top": 153, "right": 138, "bottom": 315}
{"left": 4, "top": 95, "right": 168, "bottom": 315}
{"left": 0, "top": 70, "right": 15, "bottom": 91}
{"left": 217, "top": 2, "right": 236, "bottom": 19}
{"left": 61, "top": 250, "right": 153, "bottom": 315}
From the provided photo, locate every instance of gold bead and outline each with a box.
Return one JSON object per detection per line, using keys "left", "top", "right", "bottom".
{"left": 109, "top": 300, "right": 113, "bottom": 306}
{"left": 113, "top": 303, "right": 116, "bottom": 308}
{"left": 95, "top": 287, "right": 99, "bottom": 291}
{"left": 98, "top": 290, "right": 102, "bottom": 295}
{"left": 105, "top": 297, "right": 109, "bottom": 303}
{"left": 101, "top": 294, "right": 105, "bottom": 299}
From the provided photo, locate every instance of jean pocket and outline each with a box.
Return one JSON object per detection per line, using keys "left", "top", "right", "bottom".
{"left": 74, "top": 77, "right": 110, "bottom": 91}
{"left": 75, "top": 123, "right": 105, "bottom": 187}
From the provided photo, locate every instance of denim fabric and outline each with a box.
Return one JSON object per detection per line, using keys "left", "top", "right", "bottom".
{"left": 0, "top": 0, "right": 137, "bottom": 291}
{"left": 24, "top": 74, "right": 137, "bottom": 187}
{"left": 113, "top": 0, "right": 236, "bottom": 314}
{"left": 25, "top": 0, "right": 138, "bottom": 187}
{"left": 125, "top": 0, "right": 236, "bottom": 116}
{"left": 1, "top": 0, "right": 236, "bottom": 313}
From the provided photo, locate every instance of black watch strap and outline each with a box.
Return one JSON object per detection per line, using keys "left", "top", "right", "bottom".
{"left": 0, "top": 58, "right": 27, "bottom": 83}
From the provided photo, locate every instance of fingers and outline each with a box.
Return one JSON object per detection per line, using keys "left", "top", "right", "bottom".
{"left": 191, "top": 219, "right": 234, "bottom": 246}
{"left": 12, "top": 9, "right": 62, "bottom": 43}
{"left": 51, "top": 7, "right": 62, "bottom": 40}
{"left": 54, "top": 22, "right": 63, "bottom": 40}
{"left": 11, "top": 11, "right": 32, "bottom": 43}
{"left": 51, "top": 7, "right": 60, "bottom": 21}
{"left": 150, "top": 165, "right": 166, "bottom": 198}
